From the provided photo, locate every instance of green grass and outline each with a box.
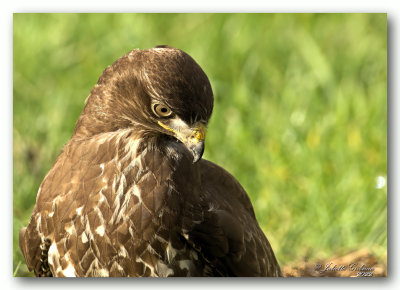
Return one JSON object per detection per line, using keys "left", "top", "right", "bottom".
{"left": 13, "top": 13, "right": 387, "bottom": 277}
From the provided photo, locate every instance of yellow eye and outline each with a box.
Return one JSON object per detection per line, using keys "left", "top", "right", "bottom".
{"left": 152, "top": 103, "right": 172, "bottom": 118}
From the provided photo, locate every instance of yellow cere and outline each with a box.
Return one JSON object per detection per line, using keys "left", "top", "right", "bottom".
{"left": 191, "top": 124, "right": 206, "bottom": 142}
{"left": 158, "top": 121, "right": 206, "bottom": 143}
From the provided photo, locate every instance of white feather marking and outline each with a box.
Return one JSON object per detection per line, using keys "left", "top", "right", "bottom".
{"left": 98, "top": 188, "right": 110, "bottom": 208}
{"left": 190, "top": 250, "right": 199, "bottom": 261}
{"left": 65, "top": 223, "right": 74, "bottom": 235}
{"left": 124, "top": 138, "right": 141, "bottom": 157}
{"left": 131, "top": 184, "right": 142, "bottom": 203}
{"left": 111, "top": 176, "right": 118, "bottom": 193}
{"left": 155, "top": 234, "right": 168, "bottom": 244}
{"left": 48, "top": 242, "right": 60, "bottom": 270}
{"left": 48, "top": 211, "right": 54, "bottom": 217}
{"left": 155, "top": 261, "right": 174, "bottom": 277}
{"left": 81, "top": 232, "right": 88, "bottom": 243}
{"left": 35, "top": 214, "right": 41, "bottom": 233}
{"left": 135, "top": 256, "right": 156, "bottom": 277}
{"left": 76, "top": 206, "right": 83, "bottom": 215}
{"left": 116, "top": 185, "right": 132, "bottom": 223}
{"left": 118, "top": 245, "right": 129, "bottom": 258}
{"left": 145, "top": 243, "right": 157, "bottom": 255}
{"left": 83, "top": 219, "right": 94, "bottom": 244}
{"left": 95, "top": 225, "right": 105, "bottom": 237}
{"left": 117, "top": 174, "right": 126, "bottom": 196}
{"left": 48, "top": 242, "right": 58, "bottom": 258}
{"left": 93, "top": 207, "right": 105, "bottom": 226}
{"left": 110, "top": 262, "right": 125, "bottom": 275}
{"left": 95, "top": 269, "right": 109, "bottom": 277}
{"left": 178, "top": 260, "right": 193, "bottom": 272}
{"left": 166, "top": 243, "right": 178, "bottom": 263}
{"left": 100, "top": 163, "right": 105, "bottom": 174}
{"left": 62, "top": 263, "right": 77, "bottom": 277}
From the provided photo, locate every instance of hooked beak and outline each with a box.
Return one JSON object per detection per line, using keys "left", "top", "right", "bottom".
{"left": 185, "top": 136, "right": 205, "bottom": 163}
{"left": 158, "top": 120, "right": 206, "bottom": 163}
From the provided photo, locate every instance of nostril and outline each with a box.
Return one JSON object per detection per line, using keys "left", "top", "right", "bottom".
{"left": 190, "top": 132, "right": 200, "bottom": 142}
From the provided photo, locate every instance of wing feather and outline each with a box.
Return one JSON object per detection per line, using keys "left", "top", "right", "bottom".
{"left": 184, "top": 159, "right": 282, "bottom": 277}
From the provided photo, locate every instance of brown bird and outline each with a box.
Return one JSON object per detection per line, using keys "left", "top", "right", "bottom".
{"left": 19, "top": 45, "right": 282, "bottom": 277}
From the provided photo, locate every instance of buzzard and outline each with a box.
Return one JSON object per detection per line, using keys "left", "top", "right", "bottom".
{"left": 19, "top": 46, "right": 282, "bottom": 277}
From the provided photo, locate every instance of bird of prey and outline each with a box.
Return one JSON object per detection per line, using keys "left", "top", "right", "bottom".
{"left": 19, "top": 45, "right": 282, "bottom": 277}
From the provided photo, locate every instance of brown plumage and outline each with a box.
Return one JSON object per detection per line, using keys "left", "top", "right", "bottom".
{"left": 19, "top": 46, "right": 282, "bottom": 277}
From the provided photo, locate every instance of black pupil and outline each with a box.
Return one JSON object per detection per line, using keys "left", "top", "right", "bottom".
{"left": 160, "top": 107, "right": 168, "bottom": 113}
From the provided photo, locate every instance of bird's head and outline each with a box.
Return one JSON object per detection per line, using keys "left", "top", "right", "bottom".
{"left": 74, "top": 45, "right": 213, "bottom": 163}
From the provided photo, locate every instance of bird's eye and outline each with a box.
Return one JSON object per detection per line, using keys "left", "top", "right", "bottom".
{"left": 152, "top": 103, "right": 172, "bottom": 118}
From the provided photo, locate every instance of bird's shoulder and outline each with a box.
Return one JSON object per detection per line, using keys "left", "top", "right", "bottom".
{"left": 198, "top": 159, "right": 256, "bottom": 218}
{"left": 182, "top": 159, "right": 282, "bottom": 276}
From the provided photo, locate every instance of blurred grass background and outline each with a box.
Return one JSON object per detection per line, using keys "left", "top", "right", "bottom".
{"left": 13, "top": 13, "right": 387, "bottom": 277}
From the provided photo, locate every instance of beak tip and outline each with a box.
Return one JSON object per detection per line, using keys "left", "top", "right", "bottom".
{"left": 192, "top": 155, "right": 202, "bottom": 163}
{"left": 189, "top": 141, "right": 205, "bottom": 163}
